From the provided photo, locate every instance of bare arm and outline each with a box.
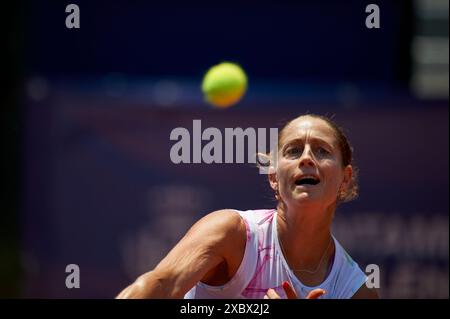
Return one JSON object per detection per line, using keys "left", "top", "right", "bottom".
{"left": 116, "top": 209, "right": 246, "bottom": 299}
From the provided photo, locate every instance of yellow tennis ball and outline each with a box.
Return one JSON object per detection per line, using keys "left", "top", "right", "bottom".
{"left": 201, "top": 62, "right": 248, "bottom": 108}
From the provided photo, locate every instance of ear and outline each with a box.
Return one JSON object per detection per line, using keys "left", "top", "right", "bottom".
{"left": 341, "top": 165, "right": 353, "bottom": 191}
{"left": 268, "top": 167, "right": 278, "bottom": 192}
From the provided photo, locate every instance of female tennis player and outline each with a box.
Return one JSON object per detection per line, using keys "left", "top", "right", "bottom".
{"left": 116, "top": 114, "right": 379, "bottom": 299}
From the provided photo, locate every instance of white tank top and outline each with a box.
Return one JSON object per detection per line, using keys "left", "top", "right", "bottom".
{"left": 184, "top": 209, "right": 367, "bottom": 299}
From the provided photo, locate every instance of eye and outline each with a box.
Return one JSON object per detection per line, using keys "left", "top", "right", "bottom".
{"left": 317, "top": 147, "right": 330, "bottom": 156}
{"left": 285, "top": 146, "right": 302, "bottom": 157}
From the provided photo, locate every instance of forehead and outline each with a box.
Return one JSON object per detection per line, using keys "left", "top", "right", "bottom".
{"left": 280, "top": 117, "right": 337, "bottom": 146}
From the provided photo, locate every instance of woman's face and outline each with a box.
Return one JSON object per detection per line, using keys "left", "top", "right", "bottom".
{"left": 270, "top": 116, "right": 352, "bottom": 209}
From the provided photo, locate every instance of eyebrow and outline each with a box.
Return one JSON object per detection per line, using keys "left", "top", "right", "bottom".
{"left": 282, "top": 137, "right": 334, "bottom": 149}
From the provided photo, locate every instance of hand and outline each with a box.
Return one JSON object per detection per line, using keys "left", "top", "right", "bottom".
{"left": 264, "top": 281, "right": 326, "bottom": 299}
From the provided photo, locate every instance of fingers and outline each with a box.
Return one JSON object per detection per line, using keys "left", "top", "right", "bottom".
{"left": 265, "top": 282, "right": 297, "bottom": 299}
{"left": 264, "top": 288, "right": 281, "bottom": 299}
{"left": 264, "top": 284, "right": 326, "bottom": 299}
{"left": 306, "top": 288, "right": 326, "bottom": 299}
{"left": 282, "top": 281, "right": 298, "bottom": 299}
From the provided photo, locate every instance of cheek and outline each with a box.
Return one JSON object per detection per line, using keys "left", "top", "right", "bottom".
{"left": 322, "top": 162, "right": 344, "bottom": 189}
{"left": 275, "top": 160, "right": 294, "bottom": 188}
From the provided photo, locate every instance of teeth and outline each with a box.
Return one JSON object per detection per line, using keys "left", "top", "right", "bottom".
{"left": 300, "top": 175, "right": 317, "bottom": 180}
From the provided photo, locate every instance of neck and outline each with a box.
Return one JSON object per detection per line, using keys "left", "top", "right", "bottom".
{"left": 276, "top": 201, "right": 335, "bottom": 271}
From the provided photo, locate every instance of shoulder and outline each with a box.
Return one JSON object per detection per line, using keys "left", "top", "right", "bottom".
{"left": 190, "top": 210, "right": 248, "bottom": 284}
{"left": 333, "top": 239, "right": 363, "bottom": 273}
{"left": 193, "top": 209, "right": 246, "bottom": 234}
{"left": 186, "top": 209, "right": 247, "bottom": 251}
{"left": 332, "top": 239, "right": 373, "bottom": 298}
{"left": 141, "top": 209, "right": 248, "bottom": 296}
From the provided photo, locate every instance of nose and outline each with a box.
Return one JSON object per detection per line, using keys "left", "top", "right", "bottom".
{"left": 299, "top": 145, "right": 315, "bottom": 167}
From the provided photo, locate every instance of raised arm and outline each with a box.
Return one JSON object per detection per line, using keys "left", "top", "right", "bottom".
{"left": 116, "top": 209, "right": 246, "bottom": 299}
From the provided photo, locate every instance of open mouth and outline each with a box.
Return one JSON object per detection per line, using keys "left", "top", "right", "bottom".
{"left": 294, "top": 175, "right": 320, "bottom": 186}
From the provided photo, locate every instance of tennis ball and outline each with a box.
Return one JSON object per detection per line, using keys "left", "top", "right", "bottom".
{"left": 201, "top": 62, "right": 248, "bottom": 108}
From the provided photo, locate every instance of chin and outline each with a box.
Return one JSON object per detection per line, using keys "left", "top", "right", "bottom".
{"left": 292, "top": 189, "right": 332, "bottom": 204}
{"left": 292, "top": 193, "right": 320, "bottom": 205}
